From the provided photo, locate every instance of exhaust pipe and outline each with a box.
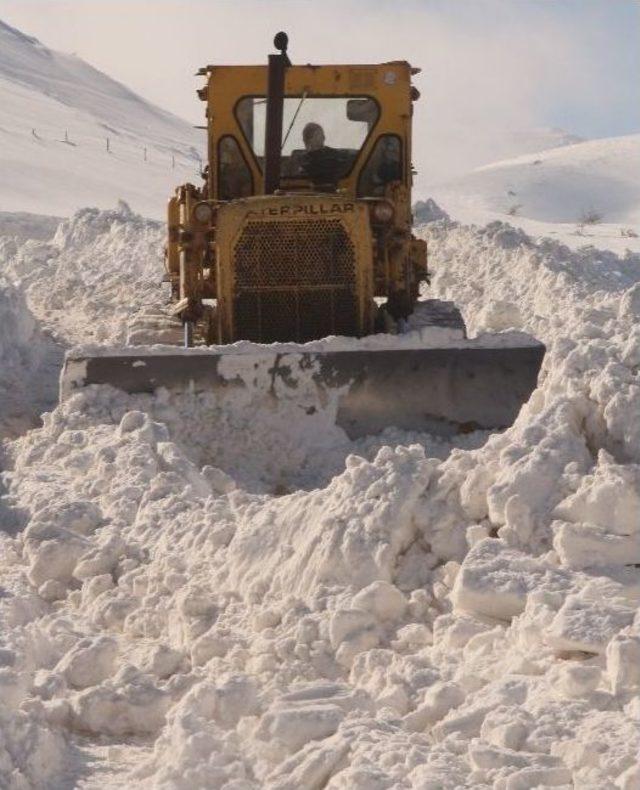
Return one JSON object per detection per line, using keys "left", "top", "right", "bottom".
{"left": 264, "top": 31, "right": 291, "bottom": 195}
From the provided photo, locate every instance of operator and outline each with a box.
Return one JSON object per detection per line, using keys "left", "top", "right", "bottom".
{"left": 300, "top": 122, "right": 347, "bottom": 186}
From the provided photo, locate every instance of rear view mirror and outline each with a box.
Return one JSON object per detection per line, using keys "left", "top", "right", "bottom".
{"left": 347, "top": 98, "right": 377, "bottom": 127}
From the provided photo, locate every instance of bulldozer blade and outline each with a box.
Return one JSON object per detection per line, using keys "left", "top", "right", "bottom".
{"left": 60, "top": 337, "right": 545, "bottom": 438}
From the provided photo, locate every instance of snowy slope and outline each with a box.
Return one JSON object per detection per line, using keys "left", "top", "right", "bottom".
{"left": 500, "top": 125, "right": 584, "bottom": 153}
{"left": 419, "top": 119, "right": 586, "bottom": 188}
{"left": 0, "top": 20, "right": 204, "bottom": 219}
{"left": 430, "top": 134, "right": 640, "bottom": 252}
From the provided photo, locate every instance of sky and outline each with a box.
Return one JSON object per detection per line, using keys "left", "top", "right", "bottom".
{"left": 2, "top": 0, "right": 639, "bottom": 188}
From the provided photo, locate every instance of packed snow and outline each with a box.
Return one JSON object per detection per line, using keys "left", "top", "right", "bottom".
{"left": 0, "top": 203, "right": 639, "bottom": 788}
{"left": 0, "top": 21, "right": 204, "bottom": 219}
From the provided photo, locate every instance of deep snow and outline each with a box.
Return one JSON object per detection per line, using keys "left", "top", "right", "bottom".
{"left": 0, "top": 206, "right": 639, "bottom": 788}
{"left": 1, "top": 14, "right": 638, "bottom": 787}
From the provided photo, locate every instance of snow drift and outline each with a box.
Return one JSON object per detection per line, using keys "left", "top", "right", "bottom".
{"left": 0, "top": 203, "right": 165, "bottom": 438}
{"left": 0, "top": 206, "right": 639, "bottom": 787}
{"left": 0, "top": 275, "right": 60, "bottom": 440}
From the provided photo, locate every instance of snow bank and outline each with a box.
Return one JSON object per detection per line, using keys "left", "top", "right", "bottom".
{"left": 3, "top": 202, "right": 167, "bottom": 347}
{"left": 0, "top": 277, "right": 60, "bottom": 439}
{"left": 1, "top": 213, "right": 639, "bottom": 787}
{"left": 0, "top": 204, "right": 162, "bottom": 437}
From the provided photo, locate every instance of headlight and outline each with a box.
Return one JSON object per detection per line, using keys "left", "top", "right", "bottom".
{"left": 192, "top": 201, "right": 214, "bottom": 224}
{"left": 371, "top": 201, "right": 394, "bottom": 223}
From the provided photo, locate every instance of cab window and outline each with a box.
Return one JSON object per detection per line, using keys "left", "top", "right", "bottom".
{"left": 357, "top": 135, "right": 403, "bottom": 197}
{"left": 236, "top": 96, "right": 379, "bottom": 186}
{"left": 217, "top": 135, "right": 253, "bottom": 200}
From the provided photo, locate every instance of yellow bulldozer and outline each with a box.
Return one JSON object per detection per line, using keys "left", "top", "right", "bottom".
{"left": 166, "top": 31, "right": 428, "bottom": 345}
{"left": 61, "top": 34, "right": 544, "bottom": 437}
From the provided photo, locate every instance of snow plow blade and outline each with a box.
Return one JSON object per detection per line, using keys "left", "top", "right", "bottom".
{"left": 60, "top": 336, "right": 545, "bottom": 438}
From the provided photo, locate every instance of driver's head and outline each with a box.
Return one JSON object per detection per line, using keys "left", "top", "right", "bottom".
{"left": 303, "top": 122, "right": 325, "bottom": 151}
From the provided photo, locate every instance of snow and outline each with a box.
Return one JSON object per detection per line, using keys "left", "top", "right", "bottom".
{"left": 430, "top": 133, "right": 640, "bottom": 254}
{"left": 64, "top": 326, "right": 539, "bottom": 374}
{"left": 0, "top": 202, "right": 639, "bottom": 788}
{"left": 420, "top": 123, "right": 586, "bottom": 188}
{"left": 0, "top": 275, "right": 61, "bottom": 439}
{"left": 0, "top": 15, "right": 638, "bottom": 787}
{"left": 0, "top": 21, "right": 204, "bottom": 220}
{"left": 0, "top": 203, "right": 166, "bottom": 437}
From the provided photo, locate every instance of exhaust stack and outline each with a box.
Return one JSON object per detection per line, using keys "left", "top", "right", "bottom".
{"left": 263, "top": 31, "right": 291, "bottom": 195}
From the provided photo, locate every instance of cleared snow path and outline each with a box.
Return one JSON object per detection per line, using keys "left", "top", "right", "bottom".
{"left": 0, "top": 208, "right": 639, "bottom": 788}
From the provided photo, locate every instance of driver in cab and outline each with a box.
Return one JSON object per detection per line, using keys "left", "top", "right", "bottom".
{"left": 300, "top": 122, "right": 350, "bottom": 187}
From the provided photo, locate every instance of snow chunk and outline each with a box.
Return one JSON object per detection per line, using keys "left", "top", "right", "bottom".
{"left": 546, "top": 582, "right": 637, "bottom": 654}
{"left": 70, "top": 670, "right": 169, "bottom": 736}
{"left": 618, "top": 282, "right": 640, "bottom": 320}
{"left": 478, "top": 299, "right": 523, "bottom": 331}
{"left": 552, "top": 520, "right": 640, "bottom": 569}
{"left": 351, "top": 581, "right": 408, "bottom": 622}
{"left": 55, "top": 636, "right": 118, "bottom": 689}
{"left": 552, "top": 662, "right": 602, "bottom": 698}
{"left": 553, "top": 462, "right": 640, "bottom": 536}
{"left": 404, "top": 681, "right": 465, "bottom": 731}
{"left": 255, "top": 702, "right": 345, "bottom": 757}
{"left": 606, "top": 632, "right": 640, "bottom": 694}
{"left": 451, "top": 538, "right": 571, "bottom": 619}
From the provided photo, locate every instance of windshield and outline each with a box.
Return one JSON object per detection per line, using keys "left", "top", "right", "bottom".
{"left": 236, "top": 96, "right": 379, "bottom": 185}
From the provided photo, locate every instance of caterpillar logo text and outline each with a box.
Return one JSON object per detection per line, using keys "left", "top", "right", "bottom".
{"left": 246, "top": 203, "right": 355, "bottom": 218}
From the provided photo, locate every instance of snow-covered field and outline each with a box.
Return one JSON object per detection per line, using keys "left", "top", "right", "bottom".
{"left": 0, "top": 205, "right": 639, "bottom": 788}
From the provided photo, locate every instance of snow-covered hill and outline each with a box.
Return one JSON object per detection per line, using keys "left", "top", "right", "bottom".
{"left": 502, "top": 126, "right": 584, "bottom": 154}
{"left": 419, "top": 122, "right": 585, "bottom": 190}
{"left": 0, "top": 20, "right": 204, "bottom": 219}
{"left": 430, "top": 134, "right": 640, "bottom": 252}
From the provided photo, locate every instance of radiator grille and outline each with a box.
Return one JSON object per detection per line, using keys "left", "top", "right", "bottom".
{"left": 233, "top": 219, "right": 359, "bottom": 343}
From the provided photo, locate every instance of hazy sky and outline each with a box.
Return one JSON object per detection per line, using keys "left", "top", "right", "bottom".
{"left": 3, "top": 0, "right": 639, "bottom": 187}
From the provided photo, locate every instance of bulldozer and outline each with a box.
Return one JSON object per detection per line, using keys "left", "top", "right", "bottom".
{"left": 60, "top": 33, "right": 544, "bottom": 438}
